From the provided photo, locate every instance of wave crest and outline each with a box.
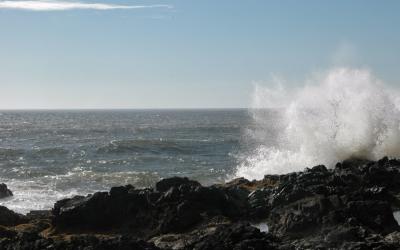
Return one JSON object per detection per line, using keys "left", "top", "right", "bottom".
{"left": 236, "top": 68, "right": 400, "bottom": 179}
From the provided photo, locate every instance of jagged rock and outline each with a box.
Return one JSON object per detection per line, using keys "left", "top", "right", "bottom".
{"left": 149, "top": 222, "right": 227, "bottom": 249}
{"left": 262, "top": 157, "right": 400, "bottom": 248}
{"left": 345, "top": 200, "right": 399, "bottom": 234}
{"left": 0, "top": 183, "right": 13, "bottom": 199}
{"left": 185, "top": 222, "right": 279, "bottom": 250}
{"left": 155, "top": 177, "right": 201, "bottom": 192}
{"left": 52, "top": 177, "right": 250, "bottom": 236}
{"left": 1, "top": 157, "right": 400, "bottom": 249}
{"left": 0, "top": 206, "right": 28, "bottom": 226}
{"left": 26, "top": 210, "right": 52, "bottom": 220}
{"left": 248, "top": 188, "right": 270, "bottom": 219}
{"left": 0, "top": 233, "right": 161, "bottom": 250}
{"left": 385, "top": 231, "right": 400, "bottom": 244}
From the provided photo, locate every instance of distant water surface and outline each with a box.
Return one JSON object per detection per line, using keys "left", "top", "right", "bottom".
{"left": 0, "top": 109, "right": 249, "bottom": 213}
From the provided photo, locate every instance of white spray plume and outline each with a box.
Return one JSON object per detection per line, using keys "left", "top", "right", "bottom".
{"left": 236, "top": 68, "right": 400, "bottom": 180}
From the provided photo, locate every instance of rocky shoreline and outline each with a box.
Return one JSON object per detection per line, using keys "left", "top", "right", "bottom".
{"left": 0, "top": 157, "right": 400, "bottom": 249}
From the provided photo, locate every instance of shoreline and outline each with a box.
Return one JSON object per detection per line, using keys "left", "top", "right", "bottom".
{"left": 0, "top": 157, "right": 399, "bottom": 249}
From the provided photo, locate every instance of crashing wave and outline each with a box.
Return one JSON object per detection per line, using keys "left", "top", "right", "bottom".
{"left": 236, "top": 68, "right": 400, "bottom": 179}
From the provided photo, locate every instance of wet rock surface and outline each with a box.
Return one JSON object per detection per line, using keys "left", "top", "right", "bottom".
{"left": 0, "top": 157, "right": 400, "bottom": 249}
{"left": 0, "top": 183, "right": 13, "bottom": 199}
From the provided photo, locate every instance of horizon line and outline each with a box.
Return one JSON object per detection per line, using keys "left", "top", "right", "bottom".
{"left": 0, "top": 107, "right": 249, "bottom": 111}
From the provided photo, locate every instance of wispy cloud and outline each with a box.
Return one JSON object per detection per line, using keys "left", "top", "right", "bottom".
{"left": 0, "top": 0, "right": 172, "bottom": 11}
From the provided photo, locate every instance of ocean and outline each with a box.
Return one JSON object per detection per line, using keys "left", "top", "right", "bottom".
{"left": 2, "top": 69, "right": 400, "bottom": 214}
{"left": 0, "top": 109, "right": 250, "bottom": 213}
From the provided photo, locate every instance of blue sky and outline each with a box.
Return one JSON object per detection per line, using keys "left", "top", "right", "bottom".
{"left": 0, "top": 0, "right": 399, "bottom": 109}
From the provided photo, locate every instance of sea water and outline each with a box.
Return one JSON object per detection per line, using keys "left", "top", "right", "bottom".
{"left": 0, "top": 109, "right": 249, "bottom": 213}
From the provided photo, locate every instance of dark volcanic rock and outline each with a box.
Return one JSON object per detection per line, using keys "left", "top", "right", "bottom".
{"left": 0, "top": 206, "right": 28, "bottom": 226}
{"left": 0, "top": 233, "right": 161, "bottom": 250}
{"left": 155, "top": 177, "right": 201, "bottom": 192}
{"left": 257, "top": 157, "right": 400, "bottom": 249}
{"left": 52, "top": 177, "right": 250, "bottom": 237}
{"left": 2, "top": 158, "right": 400, "bottom": 249}
{"left": 26, "top": 210, "right": 52, "bottom": 221}
{"left": 0, "top": 183, "right": 13, "bottom": 199}
{"left": 49, "top": 158, "right": 400, "bottom": 248}
{"left": 185, "top": 222, "right": 279, "bottom": 250}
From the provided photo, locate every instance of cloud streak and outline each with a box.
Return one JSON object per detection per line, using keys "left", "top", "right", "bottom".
{"left": 0, "top": 0, "right": 172, "bottom": 11}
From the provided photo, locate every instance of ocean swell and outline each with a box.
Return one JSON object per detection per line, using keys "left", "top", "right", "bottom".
{"left": 96, "top": 138, "right": 238, "bottom": 155}
{"left": 97, "top": 139, "right": 194, "bottom": 154}
{"left": 236, "top": 68, "right": 400, "bottom": 179}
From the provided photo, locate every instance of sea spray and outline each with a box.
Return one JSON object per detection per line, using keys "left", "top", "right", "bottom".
{"left": 236, "top": 68, "right": 400, "bottom": 179}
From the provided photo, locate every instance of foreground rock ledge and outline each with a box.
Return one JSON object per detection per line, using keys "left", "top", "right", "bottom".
{"left": 1, "top": 157, "right": 400, "bottom": 249}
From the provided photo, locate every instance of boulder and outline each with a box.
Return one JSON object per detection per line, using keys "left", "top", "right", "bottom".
{"left": 0, "top": 183, "right": 13, "bottom": 199}
{"left": 0, "top": 206, "right": 28, "bottom": 226}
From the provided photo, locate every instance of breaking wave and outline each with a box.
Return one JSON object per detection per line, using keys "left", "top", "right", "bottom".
{"left": 236, "top": 68, "right": 400, "bottom": 179}
{"left": 0, "top": 170, "right": 160, "bottom": 214}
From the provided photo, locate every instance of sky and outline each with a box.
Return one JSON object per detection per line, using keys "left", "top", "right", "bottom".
{"left": 0, "top": 0, "right": 399, "bottom": 109}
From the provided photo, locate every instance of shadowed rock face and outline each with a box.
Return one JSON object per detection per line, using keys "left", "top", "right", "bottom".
{"left": 0, "top": 157, "right": 400, "bottom": 249}
{"left": 0, "top": 233, "right": 162, "bottom": 250}
{"left": 52, "top": 177, "right": 250, "bottom": 237}
{"left": 183, "top": 222, "right": 280, "bottom": 250}
{"left": 0, "top": 183, "right": 13, "bottom": 199}
{"left": 265, "top": 158, "right": 400, "bottom": 238}
{"left": 0, "top": 206, "right": 28, "bottom": 226}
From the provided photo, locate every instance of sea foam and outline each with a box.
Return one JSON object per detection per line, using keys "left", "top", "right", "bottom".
{"left": 236, "top": 68, "right": 400, "bottom": 179}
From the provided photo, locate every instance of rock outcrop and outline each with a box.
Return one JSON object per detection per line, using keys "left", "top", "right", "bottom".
{"left": 0, "top": 157, "right": 399, "bottom": 249}
{"left": 0, "top": 206, "right": 28, "bottom": 227}
{"left": 0, "top": 183, "right": 13, "bottom": 199}
{"left": 52, "top": 177, "right": 249, "bottom": 237}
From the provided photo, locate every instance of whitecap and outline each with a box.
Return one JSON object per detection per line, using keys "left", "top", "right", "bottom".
{"left": 237, "top": 68, "right": 400, "bottom": 179}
